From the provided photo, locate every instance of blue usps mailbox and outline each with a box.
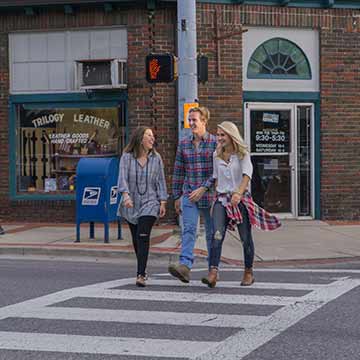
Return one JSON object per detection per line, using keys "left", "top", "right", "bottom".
{"left": 76, "top": 157, "right": 122, "bottom": 243}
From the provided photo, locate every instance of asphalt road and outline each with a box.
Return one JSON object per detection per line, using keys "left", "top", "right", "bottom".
{"left": 0, "top": 256, "right": 359, "bottom": 360}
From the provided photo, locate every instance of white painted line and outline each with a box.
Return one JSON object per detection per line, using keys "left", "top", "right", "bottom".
{"left": 20, "top": 307, "right": 266, "bottom": 329}
{"left": 147, "top": 279, "right": 326, "bottom": 290}
{"left": 218, "top": 268, "right": 360, "bottom": 274}
{"left": 0, "top": 278, "right": 134, "bottom": 320}
{"left": 0, "top": 332, "right": 218, "bottom": 358}
{"left": 155, "top": 267, "right": 360, "bottom": 277}
{"left": 90, "top": 289, "right": 297, "bottom": 306}
{"left": 193, "top": 278, "right": 360, "bottom": 360}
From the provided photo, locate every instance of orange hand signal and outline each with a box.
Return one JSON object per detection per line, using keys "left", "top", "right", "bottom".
{"left": 149, "top": 59, "right": 161, "bottom": 80}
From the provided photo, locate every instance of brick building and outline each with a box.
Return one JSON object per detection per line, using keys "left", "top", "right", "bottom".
{"left": 0, "top": 0, "right": 359, "bottom": 222}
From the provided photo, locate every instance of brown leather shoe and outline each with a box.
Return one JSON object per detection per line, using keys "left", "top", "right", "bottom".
{"left": 201, "top": 267, "right": 218, "bottom": 288}
{"left": 136, "top": 275, "right": 146, "bottom": 287}
{"left": 168, "top": 264, "right": 190, "bottom": 283}
{"left": 241, "top": 267, "right": 255, "bottom": 286}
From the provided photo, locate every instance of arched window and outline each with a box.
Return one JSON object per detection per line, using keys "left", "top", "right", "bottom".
{"left": 247, "top": 38, "right": 311, "bottom": 80}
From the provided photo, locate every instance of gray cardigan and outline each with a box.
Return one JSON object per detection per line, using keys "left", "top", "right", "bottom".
{"left": 117, "top": 151, "right": 168, "bottom": 224}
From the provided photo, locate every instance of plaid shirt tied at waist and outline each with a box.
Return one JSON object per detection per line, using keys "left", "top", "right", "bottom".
{"left": 217, "top": 192, "right": 281, "bottom": 231}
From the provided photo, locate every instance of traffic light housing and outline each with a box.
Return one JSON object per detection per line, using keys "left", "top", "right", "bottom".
{"left": 146, "top": 53, "right": 176, "bottom": 83}
{"left": 197, "top": 54, "right": 208, "bottom": 84}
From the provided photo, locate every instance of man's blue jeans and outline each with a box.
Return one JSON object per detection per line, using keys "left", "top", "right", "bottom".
{"left": 179, "top": 196, "right": 213, "bottom": 269}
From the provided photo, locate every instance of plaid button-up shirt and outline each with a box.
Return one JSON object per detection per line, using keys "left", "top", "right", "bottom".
{"left": 218, "top": 192, "right": 281, "bottom": 231}
{"left": 172, "top": 132, "right": 217, "bottom": 208}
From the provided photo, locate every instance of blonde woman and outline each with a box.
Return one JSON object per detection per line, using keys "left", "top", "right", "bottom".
{"left": 201, "top": 121, "right": 280, "bottom": 288}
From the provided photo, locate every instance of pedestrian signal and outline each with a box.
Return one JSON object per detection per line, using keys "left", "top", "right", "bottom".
{"left": 197, "top": 54, "right": 208, "bottom": 84}
{"left": 146, "top": 53, "right": 176, "bottom": 83}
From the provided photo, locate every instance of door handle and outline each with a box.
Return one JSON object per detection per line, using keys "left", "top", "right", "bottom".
{"left": 289, "top": 154, "right": 295, "bottom": 171}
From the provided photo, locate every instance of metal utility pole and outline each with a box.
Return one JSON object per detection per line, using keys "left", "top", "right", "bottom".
{"left": 177, "top": 0, "right": 198, "bottom": 139}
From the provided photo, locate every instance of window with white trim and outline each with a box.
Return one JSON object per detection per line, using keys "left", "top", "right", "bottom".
{"left": 247, "top": 38, "right": 311, "bottom": 80}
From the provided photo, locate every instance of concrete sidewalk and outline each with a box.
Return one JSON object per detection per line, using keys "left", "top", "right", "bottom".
{"left": 0, "top": 220, "right": 359, "bottom": 265}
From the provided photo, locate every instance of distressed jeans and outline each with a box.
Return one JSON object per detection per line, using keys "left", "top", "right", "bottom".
{"left": 179, "top": 196, "right": 214, "bottom": 269}
{"left": 210, "top": 201, "right": 254, "bottom": 269}
{"left": 127, "top": 216, "right": 157, "bottom": 276}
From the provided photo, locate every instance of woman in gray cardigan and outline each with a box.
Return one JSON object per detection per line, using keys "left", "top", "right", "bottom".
{"left": 117, "top": 126, "right": 168, "bottom": 287}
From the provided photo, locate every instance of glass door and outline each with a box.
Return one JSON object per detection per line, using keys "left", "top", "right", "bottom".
{"left": 297, "top": 105, "right": 313, "bottom": 217}
{"left": 245, "top": 103, "right": 314, "bottom": 218}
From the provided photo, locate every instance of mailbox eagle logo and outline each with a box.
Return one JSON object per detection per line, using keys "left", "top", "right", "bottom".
{"left": 110, "top": 186, "right": 118, "bottom": 205}
{"left": 82, "top": 187, "right": 101, "bottom": 206}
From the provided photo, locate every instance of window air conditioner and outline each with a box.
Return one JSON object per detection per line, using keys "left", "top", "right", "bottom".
{"left": 75, "top": 59, "right": 127, "bottom": 90}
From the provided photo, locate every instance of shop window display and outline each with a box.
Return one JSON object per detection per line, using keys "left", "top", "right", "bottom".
{"left": 16, "top": 105, "right": 124, "bottom": 193}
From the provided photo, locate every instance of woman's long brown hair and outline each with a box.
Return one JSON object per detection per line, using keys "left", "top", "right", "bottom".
{"left": 123, "top": 126, "right": 155, "bottom": 159}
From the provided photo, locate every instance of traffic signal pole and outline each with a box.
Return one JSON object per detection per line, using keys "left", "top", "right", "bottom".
{"left": 177, "top": 0, "right": 198, "bottom": 139}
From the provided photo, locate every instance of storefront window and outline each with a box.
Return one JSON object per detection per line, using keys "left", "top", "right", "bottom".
{"left": 16, "top": 105, "right": 125, "bottom": 193}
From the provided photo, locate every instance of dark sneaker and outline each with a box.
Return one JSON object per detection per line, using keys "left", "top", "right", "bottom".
{"left": 0, "top": 226, "right": 4, "bottom": 235}
{"left": 168, "top": 264, "right": 190, "bottom": 283}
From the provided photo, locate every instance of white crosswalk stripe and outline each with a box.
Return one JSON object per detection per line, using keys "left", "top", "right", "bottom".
{"left": 0, "top": 331, "right": 216, "bottom": 358}
{"left": 0, "top": 269, "right": 359, "bottom": 359}
{"left": 89, "top": 289, "right": 297, "bottom": 306}
{"left": 146, "top": 278, "right": 329, "bottom": 290}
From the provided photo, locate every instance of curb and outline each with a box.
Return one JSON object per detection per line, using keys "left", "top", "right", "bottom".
{"left": 0, "top": 246, "right": 178, "bottom": 260}
{"left": 0, "top": 245, "right": 359, "bottom": 267}
{"left": 0, "top": 245, "right": 197, "bottom": 264}
{"left": 0, "top": 246, "right": 136, "bottom": 259}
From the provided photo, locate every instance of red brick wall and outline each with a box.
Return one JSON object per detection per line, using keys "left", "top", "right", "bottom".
{"left": 1, "top": 3, "right": 360, "bottom": 221}
{"left": 197, "top": 4, "right": 243, "bottom": 134}
{"left": 320, "top": 29, "right": 360, "bottom": 220}
{"left": 0, "top": 4, "right": 177, "bottom": 223}
{"left": 197, "top": 3, "right": 360, "bottom": 220}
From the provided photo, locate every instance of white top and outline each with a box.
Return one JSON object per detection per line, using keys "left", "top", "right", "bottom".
{"left": 213, "top": 151, "right": 253, "bottom": 194}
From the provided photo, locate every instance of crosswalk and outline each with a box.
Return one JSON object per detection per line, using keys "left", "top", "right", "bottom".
{"left": 0, "top": 268, "right": 359, "bottom": 359}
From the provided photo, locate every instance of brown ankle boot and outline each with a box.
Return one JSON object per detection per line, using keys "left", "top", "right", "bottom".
{"left": 201, "top": 267, "right": 218, "bottom": 288}
{"left": 136, "top": 275, "right": 146, "bottom": 287}
{"left": 241, "top": 267, "right": 255, "bottom": 286}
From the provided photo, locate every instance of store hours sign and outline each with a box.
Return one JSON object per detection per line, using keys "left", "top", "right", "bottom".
{"left": 254, "top": 128, "right": 287, "bottom": 153}
{"left": 251, "top": 111, "right": 289, "bottom": 153}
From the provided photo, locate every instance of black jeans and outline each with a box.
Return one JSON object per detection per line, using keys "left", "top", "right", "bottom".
{"left": 209, "top": 201, "right": 254, "bottom": 269}
{"left": 127, "top": 216, "right": 157, "bottom": 277}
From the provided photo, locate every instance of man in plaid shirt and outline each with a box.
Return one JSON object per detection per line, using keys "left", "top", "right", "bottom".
{"left": 168, "top": 107, "right": 217, "bottom": 283}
